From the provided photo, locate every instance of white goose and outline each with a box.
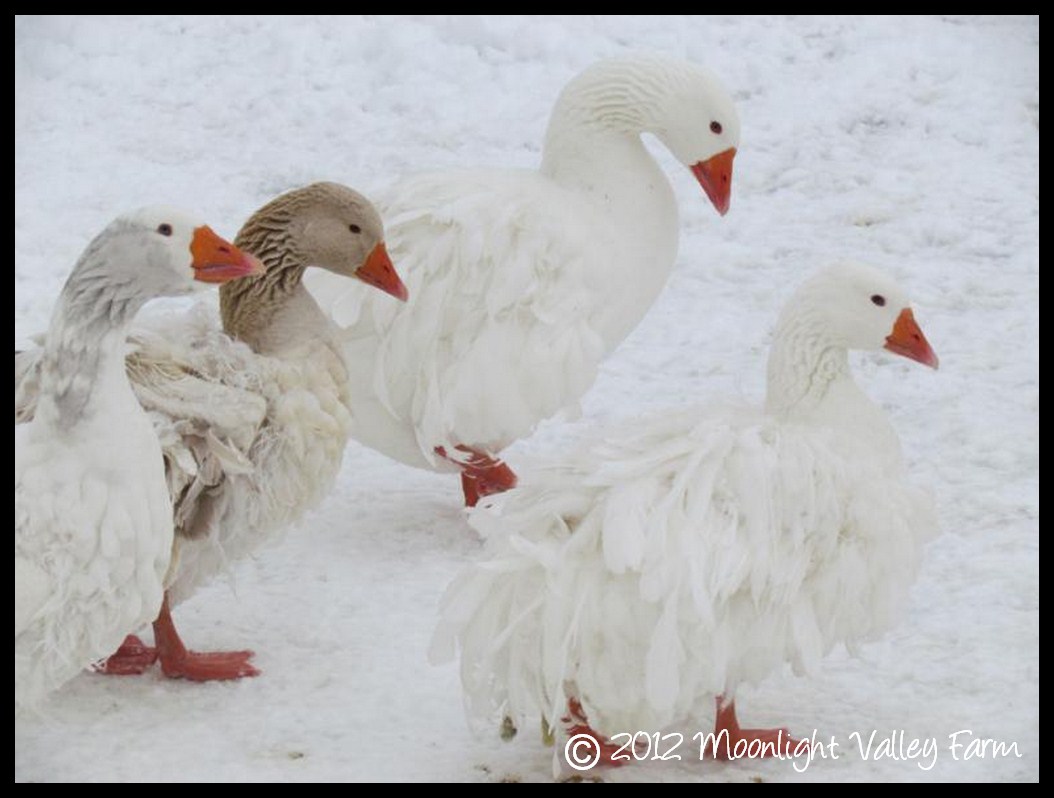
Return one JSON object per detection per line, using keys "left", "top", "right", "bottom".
{"left": 432, "top": 263, "right": 940, "bottom": 771}
{"left": 15, "top": 209, "right": 261, "bottom": 709}
{"left": 17, "top": 183, "right": 407, "bottom": 681}
{"left": 305, "top": 56, "right": 740, "bottom": 506}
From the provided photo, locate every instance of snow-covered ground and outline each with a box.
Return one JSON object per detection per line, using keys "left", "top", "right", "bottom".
{"left": 15, "top": 15, "right": 1037, "bottom": 782}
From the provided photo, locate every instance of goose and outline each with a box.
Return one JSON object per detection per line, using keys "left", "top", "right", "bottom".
{"left": 15, "top": 209, "right": 261, "bottom": 709}
{"left": 431, "top": 263, "right": 940, "bottom": 773}
{"left": 16, "top": 183, "right": 407, "bottom": 681}
{"left": 304, "top": 56, "right": 740, "bottom": 506}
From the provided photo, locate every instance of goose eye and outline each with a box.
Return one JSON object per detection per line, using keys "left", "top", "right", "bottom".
{"left": 710, "top": 121, "right": 723, "bottom": 135}
{"left": 157, "top": 223, "right": 173, "bottom": 237}
{"left": 871, "top": 294, "right": 886, "bottom": 306}
{"left": 349, "top": 224, "right": 362, "bottom": 235}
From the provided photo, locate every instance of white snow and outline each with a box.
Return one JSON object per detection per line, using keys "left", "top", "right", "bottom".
{"left": 15, "top": 15, "right": 1037, "bottom": 783}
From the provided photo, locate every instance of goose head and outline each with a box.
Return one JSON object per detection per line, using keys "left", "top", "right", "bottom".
{"left": 236, "top": 182, "right": 407, "bottom": 302}
{"left": 72, "top": 207, "right": 263, "bottom": 302}
{"left": 35, "top": 209, "right": 262, "bottom": 427}
{"left": 551, "top": 56, "right": 740, "bottom": 216}
{"left": 638, "top": 58, "right": 740, "bottom": 216}
{"left": 790, "top": 262, "right": 939, "bottom": 369}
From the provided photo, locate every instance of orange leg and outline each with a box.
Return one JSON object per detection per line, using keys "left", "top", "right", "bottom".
{"left": 93, "top": 594, "right": 259, "bottom": 681}
{"left": 94, "top": 634, "right": 159, "bottom": 675}
{"left": 460, "top": 472, "right": 482, "bottom": 508}
{"left": 562, "top": 697, "right": 633, "bottom": 768}
{"left": 436, "top": 445, "right": 517, "bottom": 507}
{"left": 703, "top": 697, "right": 798, "bottom": 760}
{"left": 152, "top": 593, "right": 259, "bottom": 681}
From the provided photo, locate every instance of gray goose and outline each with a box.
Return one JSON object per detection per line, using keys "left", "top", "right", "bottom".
{"left": 16, "top": 208, "right": 260, "bottom": 707}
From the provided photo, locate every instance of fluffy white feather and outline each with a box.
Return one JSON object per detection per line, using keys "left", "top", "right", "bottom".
{"left": 305, "top": 57, "right": 740, "bottom": 472}
{"left": 433, "top": 263, "right": 940, "bottom": 739}
{"left": 15, "top": 300, "right": 353, "bottom": 609}
{"left": 135, "top": 303, "right": 352, "bottom": 606}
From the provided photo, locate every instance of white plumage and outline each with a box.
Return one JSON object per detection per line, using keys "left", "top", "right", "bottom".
{"left": 15, "top": 209, "right": 260, "bottom": 708}
{"left": 433, "top": 263, "right": 940, "bottom": 751}
{"left": 305, "top": 57, "right": 739, "bottom": 498}
{"left": 127, "top": 302, "right": 353, "bottom": 608}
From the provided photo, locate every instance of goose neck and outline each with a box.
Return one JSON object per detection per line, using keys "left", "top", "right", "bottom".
{"left": 35, "top": 271, "right": 145, "bottom": 431}
{"left": 764, "top": 311, "right": 853, "bottom": 419}
{"left": 220, "top": 226, "right": 314, "bottom": 353}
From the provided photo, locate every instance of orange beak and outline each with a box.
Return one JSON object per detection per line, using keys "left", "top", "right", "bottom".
{"left": 884, "top": 308, "right": 939, "bottom": 369}
{"left": 190, "top": 226, "right": 264, "bottom": 283}
{"left": 355, "top": 242, "right": 408, "bottom": 302}
{"left": 691, "top": 147, "right": 736, "bottom": 216}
